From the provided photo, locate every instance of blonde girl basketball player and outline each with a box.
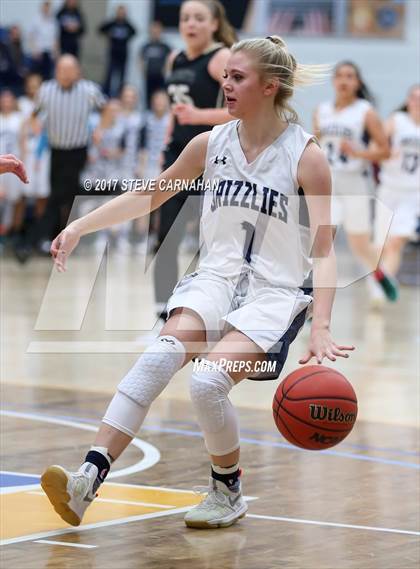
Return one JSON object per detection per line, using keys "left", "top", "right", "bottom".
{"left": 314, "top": 62, "right": 397, "bottom": 305}
{"left": 41, "top": 36, "right": 354, "bottom": 530}
{"left": 375, "top": 85, "right": 420, "bottom": 278}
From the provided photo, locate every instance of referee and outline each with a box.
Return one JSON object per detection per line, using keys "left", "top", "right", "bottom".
{"left": 31, "top": 54, "right": 106, "bottom": 251}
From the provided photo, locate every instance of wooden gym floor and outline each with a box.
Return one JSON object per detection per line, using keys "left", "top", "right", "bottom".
{"left": 1, "top": 246, "right": 419, "bottom": 569}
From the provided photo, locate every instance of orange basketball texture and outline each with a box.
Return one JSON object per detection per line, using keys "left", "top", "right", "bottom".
{"left": 272, "top": 365, "right": 358, "bottom": 450}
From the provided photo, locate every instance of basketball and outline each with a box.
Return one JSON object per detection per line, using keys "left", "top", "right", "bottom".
{"left": 273, "top": 365, "right": 358, "bottom": 450}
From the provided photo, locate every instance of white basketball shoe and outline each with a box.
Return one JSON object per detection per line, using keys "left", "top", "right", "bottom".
{"left": 184, "top": 477, "right": 248, "bottom": 529}
{"left": 41, "top": 464, "right": 98, "bottom": 526}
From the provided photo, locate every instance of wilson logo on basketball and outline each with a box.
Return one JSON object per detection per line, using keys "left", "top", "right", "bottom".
{"left": 309, "top": 404, "right": 356, "bottom": 423}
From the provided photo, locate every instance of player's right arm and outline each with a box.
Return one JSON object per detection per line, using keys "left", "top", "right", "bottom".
{"left": 51, "top": 131, "right": 210, "bottom": 272}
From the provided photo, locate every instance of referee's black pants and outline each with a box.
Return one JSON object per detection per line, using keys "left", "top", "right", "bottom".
{"left": 33, "top": 146, "right": 87, "bottom": 245}
{"left": 153, "top": 147, "right": 201, "bottom": 315}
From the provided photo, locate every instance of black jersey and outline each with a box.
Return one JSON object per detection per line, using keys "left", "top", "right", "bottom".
{"left": 166, "top": 46, "right": 224, "bottom": 151}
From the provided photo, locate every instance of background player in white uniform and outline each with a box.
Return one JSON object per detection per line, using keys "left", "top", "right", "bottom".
{"left": 314, "top": 62, "right": 397, "bottom": 304}
{"left": 80, "top": 99, "right": 130, "bottom": 251}
{"left": 0, "top": 90, "right": 26, "bottom": 241}
{"left": 375, "top": 85, "right": 420, "bottom": 279}
{"left": 40, "top": 36, "right": 354, "bottom": 530}
{"left": 119, "top": 85, "right": 142, "bottom": 180}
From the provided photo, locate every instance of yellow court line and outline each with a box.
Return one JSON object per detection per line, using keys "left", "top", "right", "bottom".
{"left": 28, "top": 491, "right": 175, "bottom": 509}
{"left": 1, "top": 483, "right": 258, "bottom": 546}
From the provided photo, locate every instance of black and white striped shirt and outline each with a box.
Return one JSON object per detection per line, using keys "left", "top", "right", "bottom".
{"left": 35, "top": 79, "right": 106, "bottom": 149}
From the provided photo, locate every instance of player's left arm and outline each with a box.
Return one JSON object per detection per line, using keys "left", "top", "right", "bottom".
{"left": 297, "top": 142, "right": 355, "bottom": 364}
{"left": 341, "top": 108, "right": 391, "bottom": 161}
{"left": 172, "top": 47, "right": 232, "bottom": 126}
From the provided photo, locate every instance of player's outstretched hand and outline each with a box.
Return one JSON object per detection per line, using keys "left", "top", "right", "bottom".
{"left": 0, "top": 154, "right": 29, "bottom": 183}
{"left": 299, "top": 327, "right": 355, "bottom": 365}
{"left": 50, "top": 225, "right": 81, "bottom": 272}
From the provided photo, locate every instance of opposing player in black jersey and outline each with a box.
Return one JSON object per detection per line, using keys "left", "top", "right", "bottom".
{"left": 153, "top": 0, "right": 236, "bottom": 321}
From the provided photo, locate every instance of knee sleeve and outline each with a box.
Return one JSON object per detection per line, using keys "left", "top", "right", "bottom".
{"left": 103, "top": 335, "right": 185, "bottom": 437}
{"left": 190, "top": 360, "right": 240, "bottom": 456}
{"left": 118, "top": 335, "right": 185, "bottom": 406}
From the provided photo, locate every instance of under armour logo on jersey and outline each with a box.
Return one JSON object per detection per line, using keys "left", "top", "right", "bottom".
{"left": 214, "top": 155, "right": 227, "bottom": 165}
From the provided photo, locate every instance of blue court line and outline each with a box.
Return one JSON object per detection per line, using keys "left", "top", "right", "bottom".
{"left": 4, "top": 406, "right": 419, "bottom": 458}
{"left": 0, "top": 472, "right": 40, "bottom": 488}
{"left": 140, "top": 426, "right": 420, "bottom": 470}
{"left": 4, "top": 409, "right": 418, "bottom": 470}
{"left": 159, "top": 419, "right": 420, "bottom": 458}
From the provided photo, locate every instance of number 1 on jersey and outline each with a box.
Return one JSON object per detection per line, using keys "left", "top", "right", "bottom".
{"left": 242, "top": 221, "right": 256, "bottom": 263}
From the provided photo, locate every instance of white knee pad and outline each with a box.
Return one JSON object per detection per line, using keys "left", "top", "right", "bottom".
{"left": 118, "top": 335, "right": 185, "bottom": 406}
{"left": 103, "top": 335, "right": 185, "bottom": 437}
{"left": 190, "top": 360, "right": 240, "bottom": 456}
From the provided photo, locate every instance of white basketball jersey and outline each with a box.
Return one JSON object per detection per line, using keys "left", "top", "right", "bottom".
{"left": 380, "top": 112, "right": 420, "bottom": 191}
{"left": 0, "top": 112, "right": 24, "bottom": 156}
{"left": 318, "top": 99, "right": 371, "bottom": 173}
{"left": 199, "top": 120, "right": 314, "bottom": 288}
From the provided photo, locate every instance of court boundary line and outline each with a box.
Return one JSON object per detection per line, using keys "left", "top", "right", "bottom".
{"left": 247, "top": 514, "right": 420, "bottom": 537}
{"left": 29, "top": 491, "right": 176, "bottom": 509}
{"left": 0, "top": 507, "right": 194, "bottom": 546}
{"left": 34, "top": 539, "right": 97, "bottom": 549}
{"left": 0, "top": 410, "right": 160, "bottom": 478}
{"left": 2, "top": 505, "right": 418, "bottom": 546}
{"left": 1, "top": 481, "right": 259, "bottom": 546}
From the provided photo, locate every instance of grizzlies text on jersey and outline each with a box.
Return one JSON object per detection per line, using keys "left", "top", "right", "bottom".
{"left": 199, "top": 120, "right": 315, "bottom": 288}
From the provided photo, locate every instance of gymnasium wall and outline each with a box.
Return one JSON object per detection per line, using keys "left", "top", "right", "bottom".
{"left": 1, "top": 0, "right": 419, "bottom": 129}
{"left": 106, "top": 0, "right": 419, "bottom": 128}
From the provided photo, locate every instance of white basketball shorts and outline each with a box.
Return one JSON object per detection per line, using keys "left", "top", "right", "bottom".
{"left": 167, "top": 269, "right": 313, "bottom": 380}
{"left": 375, "top": 184, "right": 419, "bottom": 240}
{"left": 331, "top": 171, "right": 372, "bottom": 234}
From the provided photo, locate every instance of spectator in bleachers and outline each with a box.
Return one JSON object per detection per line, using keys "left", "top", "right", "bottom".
{"left": 15, "top": 83, "right": 51, "bottom": 263}
{"left": 0, "top": 38, "right": 16, "bottom": 89}
{"left": 18, "top": 73, "right": 43, "bottom": 118}
{"left": 56, "top": 0, "right": 86, "bottom": 58}
{"left": 28, "top": 0, "right": 58, "bottom": 80}
{"left": 0, "top": 90, "right": 25, "bottom": 245}
{"left": 139, "top": 21, "right": 171, "bottom": 108}
{"left": 133, "top": 89, "right": 170, "bottom": 253}
{"left": 2, "top": 26, "right": 30, "bottom": 95}
{"left": 99, "top": 5, "right": 137, "bottom": 97}
{"left": 119, "top": 84, "right": 142, "bottom": 178}
{"left": 138, "top": 89, "right": 170, "bottom": 180}
{"left": 85, "top": 99, "right": 126, "bottom": 184}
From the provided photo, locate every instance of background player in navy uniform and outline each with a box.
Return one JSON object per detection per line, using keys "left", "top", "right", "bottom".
{"left": 153, "top": 0, "right": 236, "bottom": 321}
{"left": 314, "top": 62, "right": 397, "bottom": 306}
{"left": 41, "top": 35, "right": 354, "bottom": 530}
